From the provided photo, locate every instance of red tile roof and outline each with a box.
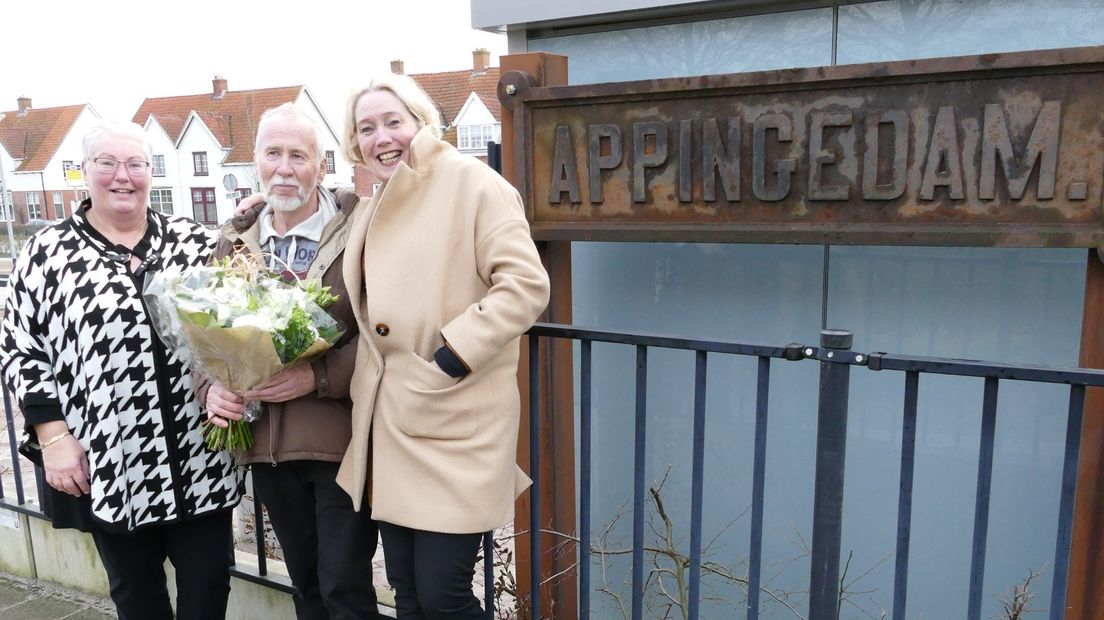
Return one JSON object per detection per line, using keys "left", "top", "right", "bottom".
{"left": 410, "top": 68, "right": 501, "bottom": 139}
{"left": 132, "top": 86, "right": 303, "bottom": 164}
{"left": 0, "top": 105, "right": 87, "bottom": 172}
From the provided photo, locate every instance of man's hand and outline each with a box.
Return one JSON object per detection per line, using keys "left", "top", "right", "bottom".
{"left": 35, "top": 422, "right": 90, "bottom": 497}
{"left": 244, "top": 365, "right": 317, "bottom": 403}
{"left": 207, "top": 382, "right": 246, "bottom": 429}
{"left": 234, "top": 192, "right": 267, "bottom": 218}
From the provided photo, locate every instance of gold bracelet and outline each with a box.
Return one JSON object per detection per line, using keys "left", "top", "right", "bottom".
{"left": 38, "top": 432, "right": 69, "bottom": 449}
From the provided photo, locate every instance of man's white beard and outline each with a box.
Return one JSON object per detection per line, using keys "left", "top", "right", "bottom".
{"left": 263, "top": 175, "right": 311, "bottom": 212}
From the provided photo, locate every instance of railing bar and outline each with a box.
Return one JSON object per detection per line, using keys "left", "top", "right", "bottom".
{"left": 0, "top": 497, "right": 44, "bottom": 519}
{"left": 252, "top": 480, "right": 267, "bottom": 576}
{"left": 868, "top": 355, "right": 1104, "bottom": 387}
{"left": 2, "top": 382, "right": 24, "bottom": 504}
{"left": 967, "top": 377, "right": 999, "bottom": 620}
{"left": 1049, "top": 383, "right": 1085, "bottom": 620}
{"left": 528, "top": 323, "right": 794, "bottom": 359}
{"left": 892, "top": 371, "right": 920, "bottom": 620}
{"left": 687, "top": 350, "right": 708, "bottom": 620}
{"left": 484, "top": 531, "right": 494, "bottom": 620}
{"left": 747, "top": 356, "right": 771, "bottom": 620}
{"left": 580, "top": 339, "right": 593, "bottom": 620}
{"left": 631, "top": 345, "right": 648, "bottom": 620}
{"left": 529, "top": 333, "right": 541, "bottom": 620}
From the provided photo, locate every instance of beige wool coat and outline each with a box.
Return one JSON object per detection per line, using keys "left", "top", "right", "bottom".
{"left": 336, "top": 127, "right": 550, "bottom": 534}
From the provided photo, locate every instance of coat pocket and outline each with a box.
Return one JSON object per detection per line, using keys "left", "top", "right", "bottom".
{"left": 396, "top": 352, "right": 478, "bottom": 440}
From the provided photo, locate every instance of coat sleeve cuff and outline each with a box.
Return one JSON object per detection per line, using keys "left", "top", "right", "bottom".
{"left": 434, "top": 343, "right": 471, "bottom": 378}
{"left": 23, "top": 402, "right": 64, "bottom": 431}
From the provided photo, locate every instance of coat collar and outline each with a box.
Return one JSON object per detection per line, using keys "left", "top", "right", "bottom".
{"left": 403, "top": 125, "right": 453, "bottom": 176}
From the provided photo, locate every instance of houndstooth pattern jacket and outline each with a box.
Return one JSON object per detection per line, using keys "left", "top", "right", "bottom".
{"left": 0, "top": 205, "right": 241, "bottom": 531}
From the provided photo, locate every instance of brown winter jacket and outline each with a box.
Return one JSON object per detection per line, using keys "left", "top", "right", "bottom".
{"left": 199, "top": 187, "right": 361, "bottom": 466}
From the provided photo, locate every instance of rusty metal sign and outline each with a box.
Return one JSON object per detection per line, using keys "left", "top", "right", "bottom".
{"left": 500, "top": 46, "right": 1104, "bottom": 246}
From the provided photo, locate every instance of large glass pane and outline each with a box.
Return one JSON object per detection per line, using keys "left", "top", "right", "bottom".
{"left": 827, "top": 246, "right": 1086, "bottom": 618}
{"left": 572, "top": 243, "right": 825, "bottom": 618}
{"left": 529, "top": 8, "right": 833, "bottom": 84}
{"left": 838, "top": 0, "right": 1104, "bottom": 64}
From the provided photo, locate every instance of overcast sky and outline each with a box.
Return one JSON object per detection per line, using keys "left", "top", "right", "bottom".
{"left": 2, "top": 0, "right": 507, "bottom": 133}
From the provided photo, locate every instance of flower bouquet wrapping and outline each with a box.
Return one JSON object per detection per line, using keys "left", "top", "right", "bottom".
{"left": 143, "top": 253, "right": 344, "bottom": 452}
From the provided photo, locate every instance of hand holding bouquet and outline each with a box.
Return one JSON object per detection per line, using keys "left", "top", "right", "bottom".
{"left": 144, "top": 253, "right": 344, "bottom": 452}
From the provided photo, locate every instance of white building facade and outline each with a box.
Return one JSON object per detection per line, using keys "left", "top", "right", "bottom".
{"left": 136, "top": 84, "right": 352, "bottom": 226}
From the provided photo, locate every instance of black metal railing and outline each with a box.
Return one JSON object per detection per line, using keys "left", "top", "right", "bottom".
{"left": 3, "top": 322, "right": 1104, "bottom": 620}
{"left": 518, "top": 322, "right": 1104, "bottom": 620}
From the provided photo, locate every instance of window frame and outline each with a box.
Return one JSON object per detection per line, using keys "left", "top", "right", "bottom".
{"left": 190, "top": 187, "right": 217, "bottom": 224}
{"left": 26, "top": 192, "right": 42, "bottom": 220}
{"left": 152, "top": 154, "right": 166, "bottom": 177}
{"left": 150, "top": 188, "right": 174, "bottom": 215}
{"left": 192, "top": 152, "right": 209, "bottom": 176}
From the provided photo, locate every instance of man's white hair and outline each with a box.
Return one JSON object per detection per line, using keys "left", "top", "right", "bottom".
{"left": 255, "top": 103, "right": 327, "bottom": 165}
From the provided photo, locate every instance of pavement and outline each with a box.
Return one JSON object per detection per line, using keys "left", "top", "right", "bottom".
{"left": 0, "top": 572, "right": 114, "bottom": 620}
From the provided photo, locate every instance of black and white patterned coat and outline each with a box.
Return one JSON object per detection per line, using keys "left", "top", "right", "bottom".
{"left": 1, "top": 206, "right": 241, "bottom": 531}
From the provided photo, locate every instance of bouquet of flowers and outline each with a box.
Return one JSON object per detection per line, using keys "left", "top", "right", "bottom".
{"left": 144, "top": 253, "right": 344, "bottom": 452}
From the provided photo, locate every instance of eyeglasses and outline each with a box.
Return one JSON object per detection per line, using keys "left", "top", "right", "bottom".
{"left": 91, "top": 157, "right": 151, "bottom": 175}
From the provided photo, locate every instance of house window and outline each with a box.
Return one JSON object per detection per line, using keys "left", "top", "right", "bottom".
{"left": 193, "top": 152, "right": 208, "bottom": 176}
{"left": 53, "top": 191, "right": 64, "bottom": 218}
{"left": 78, "top": 190, "right": 89, "bottom": 203}
{"left": 325, "top": 150, "right": 336, "bottom": 174}
{"left": 26, "top": 193, "right": 42, "bottom": 220}
{"left": 150, "top": 189, "right": 174, "bottom": 214}
{"left": 457, "top": 124, "right": 501, "bottom": 151}
{"left": 234, "top": 187, "right": 253, "bottom": 206}
{"left": 191, "top": 187, "right": 217, "bottom": 224}
{"left": 152, "top": 155, "right": 166, "bottom": 176}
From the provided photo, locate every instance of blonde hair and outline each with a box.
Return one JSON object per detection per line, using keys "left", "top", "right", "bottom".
{"left": 342, "top": 74, "right": 442, "bottom": 166}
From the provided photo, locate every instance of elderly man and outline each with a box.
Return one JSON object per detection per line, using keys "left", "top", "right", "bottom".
{"left": 203, "top": 103, "right": 378, "bottom": 620}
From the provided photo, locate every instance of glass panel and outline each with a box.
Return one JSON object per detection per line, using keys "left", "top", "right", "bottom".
{"left": 572, "top": 242, "right": 825, "bottom": 618}
{"left": 838, "top": 0, "right": 1104, "bottom": 64}
{"left": 827, "top": 246, "right": 1086, "bottom": 618}
{"left": 529, "top": 8, "right": 833, "bottom": 84}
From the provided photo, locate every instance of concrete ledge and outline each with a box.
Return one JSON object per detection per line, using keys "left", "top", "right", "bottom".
{"left": 0, "top": 510, "right": 35, "bottom": 578}
{"left": 27, "top": 514, "right": 109, "bottom": 597}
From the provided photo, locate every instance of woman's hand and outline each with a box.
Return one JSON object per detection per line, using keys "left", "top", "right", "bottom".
{"left": 234, "top": 192, "right": 267, "bottom": 218}
{"left": 34, "top": 423, "right": 89, "bottom": 497}
{"left": 206, "top": 382, "right": 246, "bottom": 429}
{"left": 244, "top": 365, "right": 316, "bottom": 403}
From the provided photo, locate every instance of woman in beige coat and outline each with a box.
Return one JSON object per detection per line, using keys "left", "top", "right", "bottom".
{"left": 337, "top": 74, "right": 550, "bottom": 618}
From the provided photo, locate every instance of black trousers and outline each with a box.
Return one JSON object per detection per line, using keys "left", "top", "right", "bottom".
{"left": 378, "top": 521, "right": 484, "bottom": 619}
{"left": 252, "top": 460, "right": 380, "bottom": 620}
{"left": 90, "top": 509, "right": 233, "bottom": 620}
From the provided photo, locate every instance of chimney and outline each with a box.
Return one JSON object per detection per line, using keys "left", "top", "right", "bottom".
{"left": 473, "top": 48, "right": 490, "bottom": 73}
{"left": 212, "top": 75, "right": 228, "bottom": 99}
{"left": 16, "top": 97, "right": 31, "bottom": 115}
{"left": 390, "top": 60, "right": 405, "bottom": 75}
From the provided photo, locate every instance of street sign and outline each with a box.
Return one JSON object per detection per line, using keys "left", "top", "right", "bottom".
{"left": 63, "top": 162, "right": 83, "bottom": 186}
{"left": 223, "top": 174, "right": 239, "bottom": 191}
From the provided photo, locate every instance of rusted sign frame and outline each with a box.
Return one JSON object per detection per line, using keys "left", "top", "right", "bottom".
{"left": 499, "top": 46, "right": 1104, "bottom": 247}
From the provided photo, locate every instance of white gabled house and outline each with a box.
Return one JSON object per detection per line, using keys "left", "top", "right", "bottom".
{"left": 133, "top": 77, "right": 352, "bottom": 226}
{"left": 0, "top": 98, "right": 101, "bottom": 224}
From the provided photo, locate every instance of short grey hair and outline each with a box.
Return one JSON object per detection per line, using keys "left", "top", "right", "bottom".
{"left": 82, "top": 121, "right": 153, "bottom": 162}
{"left": 342, "top": 74, "right": 443, "bottom": 167}
{"left": 255, "top": 103, "right": 327, "bottom": 165}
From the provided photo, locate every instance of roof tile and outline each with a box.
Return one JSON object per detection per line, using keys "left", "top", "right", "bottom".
{"left": 0, "top": 105, "right": 87, "bottom": 172}
{"left": 410, "top": 68, "right": 501, "bottom": 134}
{"left": 132, "top": 86, "right": 303, "bottom": 164}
